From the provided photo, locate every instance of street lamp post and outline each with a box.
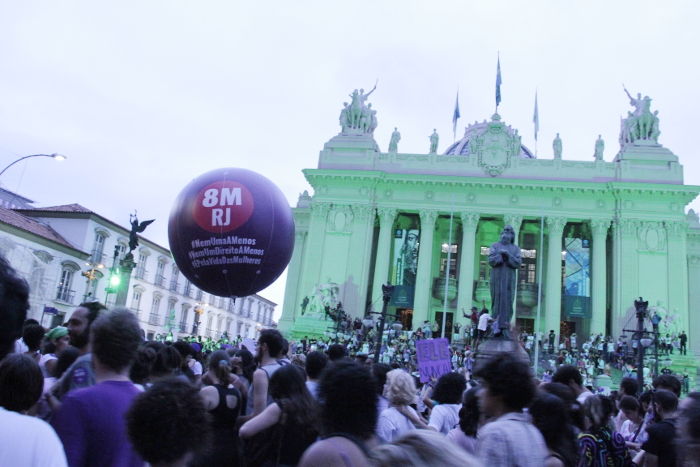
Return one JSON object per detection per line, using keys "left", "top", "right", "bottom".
{"left": 0, "top": 153, "right": 66, "bottom": 178}
{"left": 622, "top": 297, "right": 649, "bottom": 395}
{"left": 372, "top": 282, "right": 396, "bottom": 364}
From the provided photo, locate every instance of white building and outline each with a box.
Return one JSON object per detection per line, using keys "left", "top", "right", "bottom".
{"left": 0, "top": 201, "right": 276, "bottom": 340}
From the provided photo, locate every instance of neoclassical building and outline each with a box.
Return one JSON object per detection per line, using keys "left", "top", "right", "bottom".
{"left": 279, "top": 92, "right": 700, "bottom": 355}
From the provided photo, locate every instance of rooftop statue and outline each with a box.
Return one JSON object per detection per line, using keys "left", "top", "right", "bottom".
{"left": 489, "top": 225, "right": 522, "bottom": 339}
{"left": 389, "top": 127, "right": 401, "bottom": 153}
{"left": 429, "top": 129, "right": 439, "bottom": 154}
{"left": 594, "top": 135, "right": 604, "bottom": 161}
{"left": 553, "top": 133, "right": 562, "bottom": 159}
{"left": 620, "top": 86, "right": 660, "bottom": 145}
{"left": 341, "top": 82, "right": 378, "bottom": 135}
{"left": 128, "top": 211, "right": 155, "bottom": 253}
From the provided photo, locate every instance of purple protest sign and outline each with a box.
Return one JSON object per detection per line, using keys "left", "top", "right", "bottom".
{"left": 415, "top": 338, "right": 452, "bottom": 383}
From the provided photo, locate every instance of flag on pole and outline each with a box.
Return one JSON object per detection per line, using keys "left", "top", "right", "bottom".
{"left": 452, "top": 92, "right": 460, "bottom": 137}
{"left": 495, "top": 56, "right": 502, "bottom": 107}
{"left": 533, "top": 90, "right": 539, "bottom": 141}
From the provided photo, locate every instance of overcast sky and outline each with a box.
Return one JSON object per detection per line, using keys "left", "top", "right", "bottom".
{"left": 1, "top": 2, "right": 699, "bottom": 320}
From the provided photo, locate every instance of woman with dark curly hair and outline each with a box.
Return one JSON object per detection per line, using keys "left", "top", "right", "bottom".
{"left": 446, "top": 386, "right": 480, "bottom": 454}
{"left": 127, "top": 378, "right": 211, "bottom": 467}
{"left": 578, "top": 395, "right": 634, "bottom": 467}
{"left": 240, "top": 363, "right": 318, "bottom": 467}
{"left": 530, "top": 392, "right": 579, "bottom": 467}
{"left": 299, "top": 361, "right": 378, "bottom": 467}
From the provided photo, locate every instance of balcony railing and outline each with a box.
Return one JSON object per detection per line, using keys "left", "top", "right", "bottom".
{"left": 134, "top": 267, "right": 149, "bottom": 280}
{"left": 169, "top": 280, "right": 180, "bottom": 293}
{"left": 55, "top": 286, "right": 75, "bottom": 304}
{"left": 154, "top": 274, "right": 166, "bottom": 288}
{"left": 130, "top": 307, "right": 141, "bottom": 317}
{"left": 148, "top": 313, "right": 160, "bottom": 326}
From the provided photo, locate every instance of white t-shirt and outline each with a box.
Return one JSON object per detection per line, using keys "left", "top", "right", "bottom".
{"left": 192, "top": 360, "right": 203, "bottom": 376}
{"left": 0, "top": 407, "right": 67, "bottom": 467}
{"left": 478, "top": 314, "right": 490, "bottom": 331}
{"left": 376, "top": 407, "right": 417, "bottom": 442}
{"left": 428, "top": 403, "right": 462, "bottom": 434}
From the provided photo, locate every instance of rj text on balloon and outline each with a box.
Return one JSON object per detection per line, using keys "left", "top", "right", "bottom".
{"left": 190, "top": 236, "right": 257, "bottom": 249}
{"left": 191, "top": 255, "right": 262, "bottom": 268}
{"left": 188, "top": 245, "right": 265, "bottom": 260}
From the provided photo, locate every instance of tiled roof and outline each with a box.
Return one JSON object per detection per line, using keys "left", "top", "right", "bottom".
{"left": 0, "top": 206, "right": 85, "bottom": 253}
{"left": 24, "top": 203, "right": 92, "bottom": 213}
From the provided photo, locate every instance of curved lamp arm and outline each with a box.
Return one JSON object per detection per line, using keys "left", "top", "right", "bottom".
{"left": 0, "top": 153, "right": 66, "bottom": 178}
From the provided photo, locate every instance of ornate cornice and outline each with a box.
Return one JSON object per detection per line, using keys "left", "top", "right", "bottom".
{"left": 503, "top": 214, "right": 523, "bottom": 232}
{"left": 590, "top": 219, "right": 611, "bottom": 237}
{"left": 665, "top": 221, "right": 689, "bottom": 239}
{"left": 377, "top": 207, "right": 397, "bottom": 226}
{"left": 310, "top": 202, "right": 331, "bottom": 219}
{"left": 352, "top": 204, "right": 374, "bottom": 221}
{"left": 419, "top": 210, "right": 438, "bottom": 227}
{"left": 460, "top": 213, "right": 480, "bottom": 231}
{"left": 614, "top": 218, "right": 639, "bottom": 237}
{"left": 546, "top": 217, "right": 567, "bottom": 235}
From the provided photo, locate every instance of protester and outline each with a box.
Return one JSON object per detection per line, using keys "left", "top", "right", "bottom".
{"left": 299, "top": 361, "right": 378, "bottom": 467}
{"left": 305, "top": 350, "right": 328, "bottom": 400}
{"left": 639, "top": 388, "right": 679, "bottom": 467}
{"left": 245, "top": 329, "right": 285, "bottom": 419}
{"left": 446, "top": 386, "right": 480, "bottom": 455}
{"left": 51, "top": 308, "right": 144, "bottom": 467}
{"left": 371, "top": 363, "right": 392, "bottom": 415}
{"left": 530, "top": 392, "right": 578, "bottom": 467}
{"left": 41, "top": 326, "right": 70, "bottom": 378}
{"left": 552, "top": 364, "right": 594, "bottom": 405}
{"left": 0, "top": 256, "right": 29, "bottom": 361}
{"left": 474, "top": 352, "right": 548, "bottom": 467}
{"left": 231, "top": 348, "right": 255, "bottom": 402}
{"left": 427, "top": 372, "right": 466, "bottom": 434}
{"left": 193, "top": 349, "right": 242, "bottom": 467}
{"left": 376, "top": 369, "right": 419, "bottom": 442}
{"left": 0, "top": 353, "right": 68, "bottom": 467}
{"left": 578, "top": 395, "right": 633, "bottom": 467}
{"left": 678, "top": 392, "right": 700, "bottom": 467}
{"left": 127, "top": 378, "right": 211, "bottom": 467}
{"left": 652, "top": 374, "right": 681, "bottom": 397}
{"left": 129, "top": 344, "right": 158, "bottom": 389}
{"left": 50, "top": 301, "right": 108, "bottom": 403}
{"left": 152, "top": 345, "right": 185, "bottom": 381}
{"left": 22, "top": 323, "right": 45, "bottom": 363}
{"left": 369, "top": 430, "right": 481, "bottom": 467}
{"left": 617, "top": 395, "right": 647, "bottom": 453}
{"left": 241, "top": 364, "right": 318, "bottom": 467}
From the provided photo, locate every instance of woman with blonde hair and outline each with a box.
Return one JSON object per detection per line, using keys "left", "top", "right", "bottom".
{"left": 376, "top": 369, "right": 419, "bottom": 442}
{"left": 369, "top": 430, "right": 481, "bottom": 467}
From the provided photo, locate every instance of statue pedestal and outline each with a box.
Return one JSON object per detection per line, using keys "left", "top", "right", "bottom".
{"left": 323, "top": 134, "right": 380, "bottom": 155}
{"left": 614, "top": 142, "right": 678, "bottom": 163}
{"left": 290, "top": 311, "right": 334, "bottom": 339}
{"left": 473, "top": 337, "right": 530, "bottom": 375}
{"left": 115, "top": 255, "right": 137, "bottom": 307}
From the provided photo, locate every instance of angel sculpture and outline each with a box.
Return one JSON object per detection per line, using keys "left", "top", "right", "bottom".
{"left": 128, "top": 211, "right": 155, "bottom": 252}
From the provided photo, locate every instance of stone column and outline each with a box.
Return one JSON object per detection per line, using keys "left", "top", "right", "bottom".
{"left": 345, "top": 205, "right": 375, "bottom": 317}
{"left": 115, "top": 255, "right": 137, "bottom": 307}
{"left": 688, "top": 254, "right": 700, "bottom": 354}
{"left": 611, "top": 219, "right": 639, "bottom": 340}
{"left": 545, "top": 217, "right": 566, "bottom": 347}
{"left": 666, "top": 221, "right": 689, "bottom": 344}
{"left": 456, "top": 213, "right": 479, "bottom": 324}
{"left": 278, "top": 230, "right": 308, "bottom": 335}
{"left": 503, "top": 214, "right": 523, "bottom": 243}
{"left": 300, "top": 202, "right": 331, "bottom": 298}
{"left": 371, "top": 208, "right": 397, "bottom": 306}
{"left": 503, "top": 214, "right": 523, "bottom": 326}
{"left": 590, "top": 219, "right": 610, "bottom": 337}
{"left": 413, "top": 210, "right": 438, "bottom": 326}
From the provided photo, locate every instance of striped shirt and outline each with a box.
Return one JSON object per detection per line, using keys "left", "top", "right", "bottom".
{"left": 476, "top": 412, "right": 548, "bottom": 467}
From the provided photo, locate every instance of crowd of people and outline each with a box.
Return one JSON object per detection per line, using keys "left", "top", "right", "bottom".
{"left": 3, "top": 255, "right": 700, "bottom": 467}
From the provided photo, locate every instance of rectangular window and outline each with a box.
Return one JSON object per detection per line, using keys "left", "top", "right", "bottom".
{"left": 479, "top": 261, "right": 487, "bottom": 281}
{"left": 440, "top": 258, "right": 458, "bottom": 279}
{"left": 92, "top": 234, "right": 105, "bottom": 260}
{"left": 480, "top": 246, "right": 490, "bottom": 256}
{"left": 151, "top": 298, "right": 160, "bottom": 314}
{"left": 131, "top": 292, "right": 141, "bottom": 312}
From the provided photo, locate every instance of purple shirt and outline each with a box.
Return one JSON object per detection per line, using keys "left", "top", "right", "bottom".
{"left": 52, "top": 380, "right": 143, "bottom": 467}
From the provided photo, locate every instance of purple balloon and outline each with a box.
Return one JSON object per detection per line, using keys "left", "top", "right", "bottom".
{"left": 168, "top": 168, "right": 295, "bottom": 298}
